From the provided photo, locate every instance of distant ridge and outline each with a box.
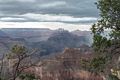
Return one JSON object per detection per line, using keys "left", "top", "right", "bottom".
{"left": 0, "top": 30, "right": 9, "bottom": 38}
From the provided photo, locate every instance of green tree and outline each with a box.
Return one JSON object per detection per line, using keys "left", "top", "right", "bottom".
{"left": 91, "top": 0, "right": 120, "bottom": 51}
{"left": 7, "top": 45, "right": 39, "bottom": 80}
{"left": 91, "top": 0, "right": 120, "bottom": 79}
{"left": 90, "top": 56, "right": 106, "bottom": 73}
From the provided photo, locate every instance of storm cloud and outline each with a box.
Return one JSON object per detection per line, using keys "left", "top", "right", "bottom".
{"left": 0, "top": 0, "right": 99, "bottom": 23}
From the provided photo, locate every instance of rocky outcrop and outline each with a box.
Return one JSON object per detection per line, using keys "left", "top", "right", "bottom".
{"left": 25, "top": 48, "right": 103, "bottom": 80}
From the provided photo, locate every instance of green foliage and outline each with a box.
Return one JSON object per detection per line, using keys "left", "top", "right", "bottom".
{"left": 19, "top": 73, "right": 37, "bottom": 80}
{"left": 91, "top": 0, "right": 120, "bottom": 75}
{"left": 12, "top": 45, "right": 27, "bottom": 57}
{"left": 90, "top": 56, "right": 106, "bottom": 73}
{"left": 92, "top": 34, "right": 111, "bottom": 52}
{"left": 91, "top": 0, "right": 120, "bottom": 49}
{"left": 6, "top": 45, "right": 34, "bottom": 80}
{"left": 80, "top": 59, "right": 91, "bottom": 71}
{"left": 11, "top": 45, "right": 27, "bottom": 54}
{"left": 0, "top": 44, "right": 40, "bottom": 80}
{"left": 93, "top": 0, "right": 120, "bottom": 32}
{"left": 107, "top": 74, "right": 120, "bottom": 80}
{"left": 7, "top": 45, "right": 28, "bottom": 59}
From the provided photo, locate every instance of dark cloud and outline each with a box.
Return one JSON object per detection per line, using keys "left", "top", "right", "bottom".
{"left": 0, "top": 0, "right": 99, "bottom": 23}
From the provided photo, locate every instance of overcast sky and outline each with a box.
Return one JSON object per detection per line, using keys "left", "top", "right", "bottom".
{"left": 0, "top": 0, "right": 99, "bottom": 31}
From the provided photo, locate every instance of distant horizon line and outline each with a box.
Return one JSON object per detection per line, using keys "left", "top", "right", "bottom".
{"left": 0, "top": 22, "right": 92, "bottom": 31}
{"left": 0, "top": 28, "right": 91, "bottom": 32}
